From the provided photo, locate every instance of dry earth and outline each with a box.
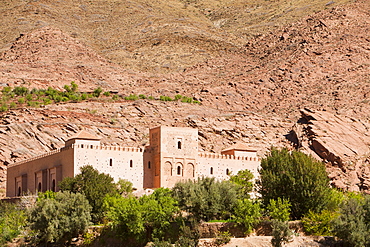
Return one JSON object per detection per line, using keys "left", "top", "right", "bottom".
{"left": 0, "top": 0, "right": 369, "bottom": 196}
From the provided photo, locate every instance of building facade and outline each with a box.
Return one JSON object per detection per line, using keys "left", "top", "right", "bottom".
{"left": 6, "top": 126, "right": 260, "bottom": 197}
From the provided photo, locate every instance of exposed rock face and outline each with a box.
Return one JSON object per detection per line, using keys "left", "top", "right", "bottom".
{"left": 289, "top": 109, "right": 370, "bottom": 192}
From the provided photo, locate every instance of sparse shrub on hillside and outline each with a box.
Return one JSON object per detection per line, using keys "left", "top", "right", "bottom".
{"left": 29, "top": 191, "right": 91, "bottom": 244}
{"left": 0, "top": 103, "right": 8, "bottom": 112}
{"left": 160, "top": 95, "right": 173, "bottom": 101}
{"left": 9, "top": 102, "right": 16, "bottom": 108}
{"left": 112, "top": 94, "right": 120, "bottom": 100}
{"left": 103, "top": 91, "right": 110, "bottom": 97}
{"left": 93, "top": 87, "right": 103, "bottom": 97}
{"left": 12, "top": 86, "right": 28, "bottom": 96}
{"left": 139, "top": 94, "right": 146, "bottom": 99}
{"left": 124, "top": 94, "right": 139, "bottom": 100}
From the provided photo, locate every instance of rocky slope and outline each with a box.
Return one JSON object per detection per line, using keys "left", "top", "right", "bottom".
{"left": 0, "top": 0, "right": 369, "bottom": 196}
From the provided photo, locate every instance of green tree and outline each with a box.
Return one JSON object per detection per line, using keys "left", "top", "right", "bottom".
{"left": 117, "top": 178, "right": 134, "bottom": 197}
{"left": 104, "top": 196, "right": 145, "bottom": 241}
{"left": 29, "top": 191, "right": 91, "bottom": 244}
{"left": 59, "top": 165, "right": 117, "bottom": 222}
{"left": 172, "top": 177, "right": 239, "bottom": 221}
{"left": 104, "top": 188, "right": 179, "bottom": 242}
{"left": 0, "top": 202, "right": 27, "bottom": 245}
{"left": 332, "top": 196, "right": 370, "bottom": 247}
{"left": 232, "top": 199, "right": 261, "bottom": 234}
{"left": 257, "top": 148, "right": 331, "bottom": 219}
{"left": 229, "top": 169, "right": 254, "bottom": 198}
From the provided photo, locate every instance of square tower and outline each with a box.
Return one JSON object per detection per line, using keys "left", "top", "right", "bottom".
{"left": 149, "top": 126, "right": 198, "bottom": 188}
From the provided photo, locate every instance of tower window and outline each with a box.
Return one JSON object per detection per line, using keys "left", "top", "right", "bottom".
{"left": 177, "top": 141, "right": 182, "bottom": 149}
{"left": 38, "top": 182, "right": 42, "bottom": 192}
{"left": 177, "top": 166, "right": 181, "bottom": 175}
{"left": 210, "top": 167, "right": 213, "bottom": 175}
{"left": 109, "top": 158, "right": 113, "bottom": 167}
{"left": 130, "top": 160, "right": 133, "bottom": 168}
{"left": 148, "top": 161, "right": 151, "bottom": 169}
{"left": 226, "top": 169, "right": 229, "bottom": 175}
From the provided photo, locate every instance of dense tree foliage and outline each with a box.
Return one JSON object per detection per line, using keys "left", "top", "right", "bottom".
{"left": 172, "top": 177, "right": 240, "bottom": 221}
{"left": 229, "top": 169, "right": 254, "bottom": 198}
{"left": 29, "top": 191, "right": 91, "bottom": 244}
{"left": 267, "top": 198, "right": 291, "bottom": 222}
{"left": 104, "top": 188, "right": 179, "bottom": 242}
{"left": 332, "top": 196, "right": 370, "bottom": 247}
{"left": 232, "top": 199, "right": 261, "bottom": 234}
{"left": 257, "top": 148, "right": 332, "bottom": 219}
{"left": 59, "top": 165, "right": 118, "bottom": 222}
{"left": 0, "top": 202, "right": 27, "bottom": 245}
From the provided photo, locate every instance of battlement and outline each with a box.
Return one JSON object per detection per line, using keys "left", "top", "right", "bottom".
{"left": 198, "top": 152, "right": 260, "bottom": 161}
{"left": 74, "top": 144, "right": 143, "bottom": 152}
{"left": 8, "top": 145, "right": 74, "bottom": 168}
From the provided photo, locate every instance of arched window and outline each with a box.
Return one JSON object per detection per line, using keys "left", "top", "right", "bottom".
{"left": 81, "top": 144, "right": 84, "bottom": 148}
{"left": 130, "top": 160, "right": 133, "bottom": 168}
{"left": 109, "top": 158, "right": 113, "bottom": 167}
{"left": 17, "top": 187, "right": 21, "bottom": 196}
{"left": 38, "top": 182, "right": 42, "bottom": 192}
{"left": 148, "top": 161, "right": 151, "bottom": 169}
{"left": 177, "top": 166, "right": 181, "bottom": 175}
{"left": 210, "top": 167, "right": 213, "bottom": 175}
{"left": 226, "top": 169, "right": 229, "bottom": 175}
{"left": 177, "top": 141, "right": 182, "bottom": 149}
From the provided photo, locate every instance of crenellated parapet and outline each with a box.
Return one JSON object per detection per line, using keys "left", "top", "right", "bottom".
{"left": 8, "top": 145, "right": 74, "bottom": 168}
{"left": 198, "top": 152, "right": 260, "bottom": 162}
{"left": 74, "top": 144, "right": 143, "bottom": 152}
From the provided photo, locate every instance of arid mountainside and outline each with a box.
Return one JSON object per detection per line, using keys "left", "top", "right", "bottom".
{"left": 0, "top": 0, "right": 369, "bottom": 196}
{"left": 0, "top": 0, "right": 352, "bottom": 73}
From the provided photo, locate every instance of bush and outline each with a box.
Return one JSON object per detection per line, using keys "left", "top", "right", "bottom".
{"left": 12, "top": 86, "right": 28, "bottom": 96}
{"left": 267, "top": 198, "right": 291, "bottom": 222}
{"left": 18, "top": 97, "right": 25, "bottom": 104}
{"left": 332, "top": 196, "right": 370, "bottom": 246}
{"left": 214, "top": 231, "right": 231, "bottom": 246}
{"left": 159, "top": 95, "right": 173, "bottom": 101}
{"left": 0, "top": 202, "right": 27, "bottom": 245}
{"left": 103, "top": 91, "right": 110, "bottom": 97}
{"left": 29, "top": 191, "right": 91, "bottom": 244}
{"left": 271, "top": 219, "right": 292, "bottom": 247}
{"left": 257, "top": 148, "right": 331, "bottom": 219}
{"left": 124, "top": 94, "right": 139, "bottom": 100}
{"left": 93, "top": 87, "right": 103, "bottom": 97}
{"left": 302, "top": 210, "right": 338, "bottom": 236}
